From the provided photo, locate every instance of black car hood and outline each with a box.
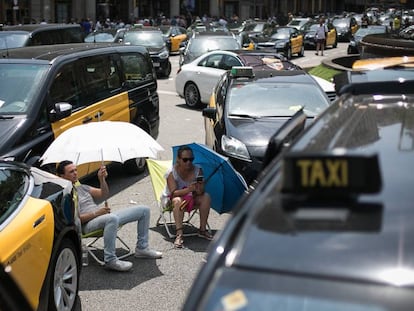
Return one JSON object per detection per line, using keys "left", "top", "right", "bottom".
{"left": 146, "top": 46, "right": 164, "bottom": 54}
{"left": 227, "top": 116, "right": 290, "bottom": 155}
{"left": 0, "top": 117, "right": 25, "bottom": 155}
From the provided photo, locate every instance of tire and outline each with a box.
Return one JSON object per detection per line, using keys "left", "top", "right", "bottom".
{"left": 184, "top": 82, "right": 201, "bottom": 108}
{"left": 286, "top": 47, "right": 292, "bottom": 60}
{"left": 123, "top": 121, "right": 150, "bottom": 174}
{"left": 298, "top": 45, "right": 304, "bottom": 57}
{"left": 124, "top": 157, "right": 147, "bottom": 174}
{"left": 163, "top": 61, "right": 172, "bottom": 78}
{"left": 49, "top": 239, "right": 79, "bottom": 311}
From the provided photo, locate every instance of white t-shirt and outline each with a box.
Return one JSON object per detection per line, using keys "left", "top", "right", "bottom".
{"left": 316, "top": 24, "right": 328, "bottom": 39}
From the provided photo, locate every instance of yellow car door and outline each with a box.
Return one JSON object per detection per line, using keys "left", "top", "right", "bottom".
{"left": 290, "top": 30, "right": 303, "bottom": 54}
{"left": 0, "top": 197, "right": 54, "bottom": 309}
{"left": 326, "top": 26, "right": 337, "bottom": 47}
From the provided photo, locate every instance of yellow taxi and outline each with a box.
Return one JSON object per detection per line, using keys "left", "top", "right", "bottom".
{"left": 0, "top": 161, "right": 81, "bottom": 311}
{"left": 256, "top": 26, "right": 304, "bottom": 59}
{"left": 159, "top": 25, "right": 188, "bottom": 53}
{"left": 0, "top": 43, "right": 160, "bottom": 179}
{"left": 303, "top": 21, "right": 338, "bottom": 49}
{"left": 332, "top": 16, "right": 359, "bottom": 41}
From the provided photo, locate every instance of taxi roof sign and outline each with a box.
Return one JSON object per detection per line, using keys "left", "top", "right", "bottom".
{"left": 281, "top": 153, "right": 382, "bottom": 195}
{"left": 230, "top": 66, "right": 254, "bottom": 78}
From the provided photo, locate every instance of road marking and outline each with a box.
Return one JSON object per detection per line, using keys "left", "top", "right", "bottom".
{"left": 158, "top": 90, "right": 179, "bottom": 96}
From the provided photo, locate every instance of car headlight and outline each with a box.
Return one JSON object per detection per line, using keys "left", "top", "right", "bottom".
{"left": 159, "top": 48, "right": 169, "bottom": 59}
{"left": 275, "top": 41, "right": 286, "bottom": 48}
{"left": 350, "top": 40, "right": 356, "bottom": 46}
{"left": 221, "top": 135, "right": 251, "bottom": 161}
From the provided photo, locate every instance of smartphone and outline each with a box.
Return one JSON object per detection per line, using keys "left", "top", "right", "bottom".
{"left": 196, "top": 176, "right": 204, "bottom": 182}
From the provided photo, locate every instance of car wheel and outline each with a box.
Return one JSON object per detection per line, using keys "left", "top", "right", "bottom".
{"left": 124, "top": 157, "right": 147, "bottom": 174}
{"left": 163, "top": 61, "right": 172, "bottom": 78}
{"left": 49, "top": 239, "right": 79, "bottom": 311}
{"left": 184, "top": 82, "right": 201, "bottom": 108}
{"left": 286, "top": 47, "right": 292, "bottom": 60}
{"left": 299, "top": 45, "right": 304, "bottom": 57}
{"left": 123, "top": 120, "right": 150, "bottom": 174}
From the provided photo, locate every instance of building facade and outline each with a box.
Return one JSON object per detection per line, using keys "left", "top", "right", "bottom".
{"left": 0, "top": 0, "right": 410, "bottom": 26}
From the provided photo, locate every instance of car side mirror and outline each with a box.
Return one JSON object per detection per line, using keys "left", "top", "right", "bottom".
{"left": 49, "top": 102, "right": 72, "bottom": 122}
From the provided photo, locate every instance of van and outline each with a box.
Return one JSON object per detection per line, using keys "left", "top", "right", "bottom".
{"left": 0, "top": 43, "right": 160, "bottom": 177}
{"left": 0, "top": 23, "right": 83, "bottom": 50}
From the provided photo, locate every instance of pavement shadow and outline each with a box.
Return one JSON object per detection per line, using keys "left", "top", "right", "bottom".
{"left": 79, "top": 253, "right": 164, "bottom": 291}
{"left": 150, "top": 225, "right": 217, "bottom": 253}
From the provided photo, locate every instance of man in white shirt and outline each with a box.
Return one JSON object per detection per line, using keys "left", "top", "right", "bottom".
{"left": 315, "top": 18, "right": 328, "bottom": 56}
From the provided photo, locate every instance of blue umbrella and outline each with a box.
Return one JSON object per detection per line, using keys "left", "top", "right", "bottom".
{"left": 172, "top": 142, "right": 247, "bottom": 214}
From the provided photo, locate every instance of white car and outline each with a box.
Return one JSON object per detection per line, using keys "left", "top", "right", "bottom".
{"left": 175, "top": 49, "right": 300, "bottom": 108}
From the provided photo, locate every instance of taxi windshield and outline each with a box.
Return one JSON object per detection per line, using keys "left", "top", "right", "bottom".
{"left": 227, "top": 82, "right": 329, "bottom": 117}
{"left": 0, "top": 63, "right": 49, "bottom": 114}
{"left": 270, "top": 28, "right": 290, "bottom": 40}
{"left": 190, "top": 37, "right": 240, "bottom": 54}
{"left": 124, "top": 32, "right": 165, "bottom": 47}
{"left": 0, "top": 33, "right": 29, "bottom": 49}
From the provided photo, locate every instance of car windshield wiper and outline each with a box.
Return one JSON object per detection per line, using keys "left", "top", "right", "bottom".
{"left": 228, "top": 113, "right": 259, "bottom": 119}
{"left": 0, "top": 115, "right": 14, "bottom": 119}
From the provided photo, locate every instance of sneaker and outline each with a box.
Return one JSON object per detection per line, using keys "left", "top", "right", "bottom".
{"left": 135, "top": 247, "right": 163, "bottom": 259}
{"left": 105, "top": 259, "right": 133, "bottom": 272}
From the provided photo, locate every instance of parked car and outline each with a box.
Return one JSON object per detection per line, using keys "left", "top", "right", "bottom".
{"left": 302, "top": 21, "right": 338, "bottom": 49}
{"left": 123, "top": 27, "right": 172, "bottom": 77}
{"left": 0, "top": 262, "right": 33, "bottom": 311}
{"left": 242, "top": 20, "right": 277, "bottom": 44}
{"left": 0, "top": 43, "right": 159, "bottom": 177}
{"left": 182, "top": 67, "right": 414, "bottom": 311}
{"left": 256, "top": 26, "right": 305, "bottom": 59}
{"left": 0, "top": 23, "right": 84, "bottom": 50}
{"left": 331, "top": 16, "right": 359, "bottom": 41}
{"left": 347, "top": 25, "right": 388, "bottom": 54}
{"left": 0, "top": 160, "right": 81, "bottom": 311}
{"left": 83, "top": 28, "right": 127, "bottom": 43}
{"left": 287, "top": 17, "right": 313, "bottom": 31}
{"left": 399, "top": 24, "right": 414, "bottom": 40}
{"left": 179, "top": 31, "right": 241, "bottom": 67}
{"left": 159, "top": 25, "right": 188, "bottom": 53}
{"left": 202, "top": 67, "right": 330, "bottom": 184}
{"left": 175, "top": 50, "right": 300, "bottom": 108}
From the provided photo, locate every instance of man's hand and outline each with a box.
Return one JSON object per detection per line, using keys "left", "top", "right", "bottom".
{"left": 97, "top": 165, "right": 108, "bottom": 180}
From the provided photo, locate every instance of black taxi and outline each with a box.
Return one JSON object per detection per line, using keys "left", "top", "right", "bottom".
{"left": 203, "top": 66, "right": 330, "bottom": 184}
{"left": 0, "top": 161, "right": 81, "bottom": 311}
{"left": 183, "top": 68, "right": 414, "bottom": 310}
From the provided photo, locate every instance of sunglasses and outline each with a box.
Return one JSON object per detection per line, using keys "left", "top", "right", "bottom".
{"left": 181, "top": 157, "right": 194, "bottom": 163}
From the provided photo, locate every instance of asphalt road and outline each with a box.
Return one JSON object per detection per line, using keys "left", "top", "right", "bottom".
{"left": 77, "top": 42, "right": 349, "bottom": 311}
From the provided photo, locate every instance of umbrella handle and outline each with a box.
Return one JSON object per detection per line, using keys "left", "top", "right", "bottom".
{"left": 205, "top": 161, "right": 224, "bottom": 184}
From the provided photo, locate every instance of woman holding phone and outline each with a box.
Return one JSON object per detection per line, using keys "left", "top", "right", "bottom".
{"left": 164, "top": 145, "right": 213, "bottom": 248}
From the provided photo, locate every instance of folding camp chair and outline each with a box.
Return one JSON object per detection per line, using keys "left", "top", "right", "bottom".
{"left": 82, "top": 227, "right": 132, "bottom": 266}
{"left": 146, "top": 159, "right": 208, "bottom": 239}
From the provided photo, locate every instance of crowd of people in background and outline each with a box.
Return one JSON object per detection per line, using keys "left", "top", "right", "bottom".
{"left": 11, "top": 5, "right": 413, "bottom": 39}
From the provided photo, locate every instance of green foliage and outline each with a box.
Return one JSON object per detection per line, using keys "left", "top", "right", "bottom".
{"left": 308, "top": 64, "right": 342, "bottom": 82}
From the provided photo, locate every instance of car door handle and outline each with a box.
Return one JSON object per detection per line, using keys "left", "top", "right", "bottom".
{"left": 95, "top": 111, "right": 104, "bottom": 119}
{"left": 82, "top": 116, "right": 93, "bottom": 123}
{"left": 33, "top": 215, "right": 45, "bottom": 228}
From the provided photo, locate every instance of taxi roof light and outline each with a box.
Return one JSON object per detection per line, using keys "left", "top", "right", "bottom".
{"left": 230, "top": 66, "right": 254, "bottom": 78}
{"left": 281, "top": 153, "right": 382, "bottom": 195}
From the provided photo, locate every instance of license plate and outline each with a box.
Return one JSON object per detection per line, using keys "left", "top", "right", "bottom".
{"left": 153, "top": 62, "right": 160, "bottom": 67}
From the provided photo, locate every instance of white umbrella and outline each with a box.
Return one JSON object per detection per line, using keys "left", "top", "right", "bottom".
{"left": 40, "top": 121, "right": 164, "bottom": 165}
